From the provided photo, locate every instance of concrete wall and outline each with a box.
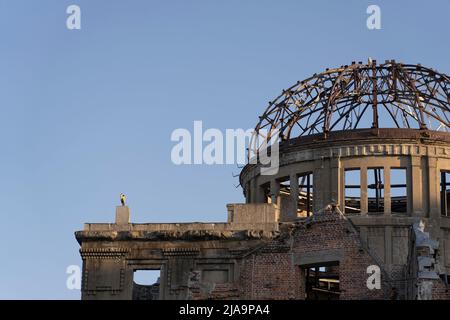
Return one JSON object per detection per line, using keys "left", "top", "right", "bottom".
{"left": 76, "top": 130, "right": 450, "bottom": 300}
{"left": 78, "top": 209, "right": 396, "bottom": 300}
{"left": 240, "top": 132, "right": 450, "bottom": 276}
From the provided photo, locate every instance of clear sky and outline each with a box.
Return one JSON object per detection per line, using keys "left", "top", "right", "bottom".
{"left": 0, "top": 0, "right": 448, "bottom": 299}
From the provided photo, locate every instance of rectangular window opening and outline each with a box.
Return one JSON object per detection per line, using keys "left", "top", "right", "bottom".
{"left": 368, "top": 167, "right": 384, "bottom": 214}
{"left": 298, "top": 172, "right": 313, "bottom": 217}
{"left": 344, "top": 169, "right": 361, "bottom": 215}
{"left": 391, "top": 168, "right": 407, "bottom": 214}
{"left": 278, "top": 177, "right": 291, "bottom": 197}
{"left": 303, "top": 262, "right": 340, "bottom": 300}
{"left": 440, "top": 171, "right": 450, "bottom": 217}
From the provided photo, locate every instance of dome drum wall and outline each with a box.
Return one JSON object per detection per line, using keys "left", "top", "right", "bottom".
{"left": 242, "top": 129, "right": 450, "bottom": 217}
{"left": 241, "top": 128, "right": 450, "bottom": 276}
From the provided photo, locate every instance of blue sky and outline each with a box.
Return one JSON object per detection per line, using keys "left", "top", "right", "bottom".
{"left": 0, "top": 0, "right": 448, "bottom": 299}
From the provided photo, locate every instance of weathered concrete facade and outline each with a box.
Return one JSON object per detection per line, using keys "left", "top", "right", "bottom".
{"left": 75, "top": 130, "right": 450, "bottom": 300}
{"left": 75, "top": 61, "right": 450, "bottom": 300}
{"left": 239, "top": 128, "right": 450, "bottom": 299}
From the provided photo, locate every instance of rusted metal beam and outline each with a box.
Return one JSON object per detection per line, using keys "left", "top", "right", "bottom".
{"left": 250, "top": 61, "right": 450, "bottom": 157}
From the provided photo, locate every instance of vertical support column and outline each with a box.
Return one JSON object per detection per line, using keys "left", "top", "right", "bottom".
{"left": 360, "top": 166, "right": 368, "bottom": 215}
{"left": 247, "top": 181, "right": 254, "bottom": 203}
{"left": 330, "top": 157, "right": 340, "bottom": 207}
{"left": 255, "top": 183, "right": 265, "bottom": 203}
{"left": 250, "top": 178, "right": 265, "bottom": 203}
{"left": 428, "top": 156, "right": 441, "bottom": 239}
{"left": 319, "top": 158, "right": 331, "bottom": 208}
{"left": 290, "top": 173, "right": 299, "bottom": 219}
{"left": 339, "top": 166, "right": 346, "bottom": 213}
{"left": 245, "top": 189, "right": 250, "bottom": 204}
{"left": 270, "top": 179, "right": 280, "bottom": 207}
{"left": 313, "top": 159, "right": 324, "bottom": 212}
{"left": 428, "top": 157, "right": 439, "bottom": 219}
{"left": 384, "top": 166, "right": 391, "bottom": 216}
{"left": 411, "top": 155, "right": 423, "bottom": 217}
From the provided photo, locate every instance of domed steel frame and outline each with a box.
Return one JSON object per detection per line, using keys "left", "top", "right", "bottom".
{"left": 250, "top": 60, "right": 450, "bottom": 155}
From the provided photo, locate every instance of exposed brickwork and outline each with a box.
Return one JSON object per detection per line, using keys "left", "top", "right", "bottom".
{"left": 238, "top": 210, "right": 387, "bottom": 300}
{"left": 78, "top": 207, "right": 449, "bottom": 300}
{"left": 415, "top": 279, "right": 448, "bottom": 300}
{"left": 239, "top": 252, "right": 299, "bottom": 299}
{"left": 431, "top": 279, "right": 448, "bottom": 300}
{"left": 188, "top": 281, "right": 240, "bottom": 300}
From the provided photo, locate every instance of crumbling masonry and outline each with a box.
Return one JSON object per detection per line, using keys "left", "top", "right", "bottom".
{"left": 76, "top": 60, "right": 450, "bottom": 300}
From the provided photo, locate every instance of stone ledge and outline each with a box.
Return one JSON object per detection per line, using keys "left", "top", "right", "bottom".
{"left": 82, "top": 221, "right": 278, "bottom": 232}
{"left": 349, "top": 215, "right": 420, "bottom": 226}
{"left": 75, "top": 228, "right": 280, "bottom": 244}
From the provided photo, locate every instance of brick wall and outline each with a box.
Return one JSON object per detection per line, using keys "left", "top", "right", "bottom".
{"left": 238, "top": 210, "right": 386, "bottom": 300}
{"left": 185, "top": 210, "right": 447, "bottom": 300}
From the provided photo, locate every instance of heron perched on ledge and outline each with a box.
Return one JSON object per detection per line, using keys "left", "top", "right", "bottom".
{"left": 120, "top": 193, "right": 126, "bottom": 206}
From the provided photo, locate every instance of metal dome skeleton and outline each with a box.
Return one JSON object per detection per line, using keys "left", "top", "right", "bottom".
{"left": 250, "top": 60, "right": 450, "bottom": 156}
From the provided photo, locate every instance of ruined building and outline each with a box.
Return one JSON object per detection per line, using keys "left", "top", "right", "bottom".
{"left": 75, "top": 60, "right": 450, "bottom": 300}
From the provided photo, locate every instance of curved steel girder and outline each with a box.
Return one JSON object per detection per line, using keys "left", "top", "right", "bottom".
{"left": 250, "top": 61, "right": 450, "bottom": 154}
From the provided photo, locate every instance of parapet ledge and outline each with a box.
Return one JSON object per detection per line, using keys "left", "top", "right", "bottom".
{"left": 82, "top": 221, "right": 278, "bottom": 232}
{"left": 75, "top": 203, "right": 280, "bottom": 244}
